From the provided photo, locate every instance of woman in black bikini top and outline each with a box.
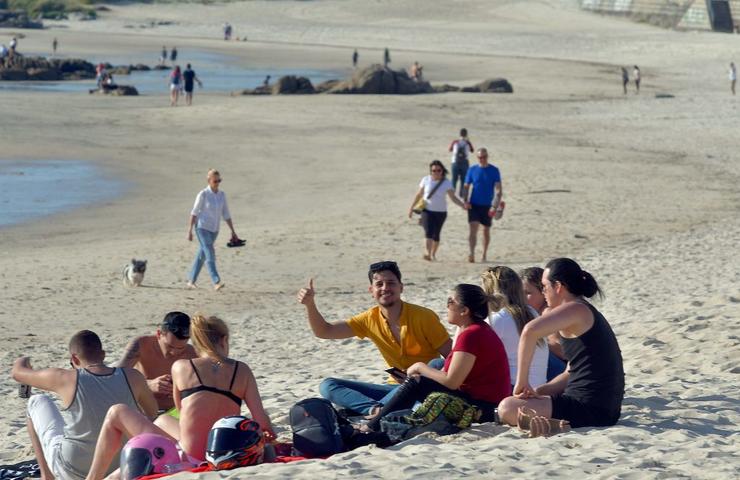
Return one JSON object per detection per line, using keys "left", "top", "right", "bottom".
{"left": 179, "top": 358, "right": 242, "bottom": 406}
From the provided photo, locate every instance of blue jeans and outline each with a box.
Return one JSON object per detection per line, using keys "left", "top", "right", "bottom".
{"left": 189, "top": 228, "right": 220, "bottom": 284}
{"left": 451, "top": 160, "right": 469, "bottom": 198}
{"left": 547, "top": 352, "right": 567, "bottom": 381}
{"left": 319, "top": 378, "right": 399, "bottom": 415}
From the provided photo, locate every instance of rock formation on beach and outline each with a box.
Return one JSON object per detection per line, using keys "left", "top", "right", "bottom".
{"left": 0, "top": 9, "right": 43, "bottom": 28}
{"left": 236, "top": 64, "right": 512, "bottom": 96}
{"left": 89, "top": 85, "right": 139, "bottom": 96}
{"left": 0, "top": 57, "right": 95, "bottom": 80}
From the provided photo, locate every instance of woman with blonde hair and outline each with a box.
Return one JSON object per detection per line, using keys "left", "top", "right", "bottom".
{"left": 85, "top": 314, "right": 274, "bottom": 479}
{"left": 481, "top": 266, "right": 548, "bottom": 388}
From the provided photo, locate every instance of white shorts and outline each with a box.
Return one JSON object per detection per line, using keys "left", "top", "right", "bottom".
{"left": 27, "top": 394, "right": 67, "bottom": 479}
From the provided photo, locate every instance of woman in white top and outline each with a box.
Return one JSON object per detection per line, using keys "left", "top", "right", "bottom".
{"left": 408, "top": 160, "right": 465, "bottom": 261}
{"left": 481, "top": 266, "right": 548, "bottom": 388}
{"left": 187, "top": 169, "right": 239, "bottom": 291}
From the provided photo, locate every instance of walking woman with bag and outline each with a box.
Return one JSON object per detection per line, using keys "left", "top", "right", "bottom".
{"left": 408, "top": 160, "right": 465, "bottom": 261}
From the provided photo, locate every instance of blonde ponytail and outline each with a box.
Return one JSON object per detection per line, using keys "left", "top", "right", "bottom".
{"left": 190, "top": 314, "right": 229, "bottom": 361}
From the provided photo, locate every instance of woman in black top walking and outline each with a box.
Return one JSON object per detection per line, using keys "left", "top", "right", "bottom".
{"left": 497, "top": 257, "right": 624, "bottom": 436}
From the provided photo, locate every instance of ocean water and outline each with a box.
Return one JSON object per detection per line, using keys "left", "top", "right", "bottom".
{"left": 0, "top": 49, "right": 345, "bottom": 95}
{"left": 0, "top": 160, "right": 124, "bottom": 228}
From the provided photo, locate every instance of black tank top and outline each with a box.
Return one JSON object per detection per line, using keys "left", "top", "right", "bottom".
{"left": 561, "top": 302, "right": 624, "bottom": 411}
{"left": 180, "top": 359, "right": 242, "bottom": 407}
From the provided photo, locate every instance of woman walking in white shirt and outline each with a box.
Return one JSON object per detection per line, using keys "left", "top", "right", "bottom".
{"left": 187, "top": 169, "right": 238, "bottom": 290}
{"left": 408, "top": 160, "right": 465, "bottom": 261}
{"left": 482, "top": 266, "right": 548, "bottom": 388}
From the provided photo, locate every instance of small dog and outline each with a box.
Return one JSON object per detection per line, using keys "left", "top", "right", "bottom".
{"left": 122, "top": 259, "right": 147, "bottom": 287}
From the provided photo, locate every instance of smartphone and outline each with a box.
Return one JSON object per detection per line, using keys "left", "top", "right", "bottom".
{"left": 385, "top": 367, "right": 407, "bottom": 382}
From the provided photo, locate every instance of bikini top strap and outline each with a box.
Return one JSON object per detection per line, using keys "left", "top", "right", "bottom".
{"left": 189, "top": 359, "right": 204, "bottom": 384}
{"left": 228, "top": 361, "right": 239, "bottom": 390}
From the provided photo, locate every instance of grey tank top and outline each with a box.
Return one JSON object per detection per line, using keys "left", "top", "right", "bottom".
{"left": 58, "top": 368, "right": 138, "bottom": 480}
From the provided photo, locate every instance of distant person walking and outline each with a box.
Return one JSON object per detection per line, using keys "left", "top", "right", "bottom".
{"left": 621, "top": 67, "right": 628, "bottom": 95}
{"left": 448, "top": 128, "right": 474, "bottom": 198}
{"left": 9, "top": 37, "right": 17, "bottom": 63}
{"left": 408, "top": 160, "right": 465, "bottom": 261}
{"left": 463, "top": 147, "right": 502, "bottom": 263}
{"left": 384, "top": 48, "right": 391, "bottom": 68}
{"left": 187, "top": 169, "right": 239, "bottom": 291}
{"left": 223, "top": 22, "right": 232, "bottom": 40}
{"left": 633, "top": 65, "right": 640, "bottom": 94}
{"left": 352, "top": 49, "right": 358, "bottom": 68}
{"left": 729, "top": 62, "right": 736, "bottom": 95}
{"left": 263, "top": 75, "right": 271, "bottom": 87}
{"left": 160, "top": 46, "right": 167, "bottom": 66}
{"left": 183, "top": 63, "right": 202, "bottom": 106}
{"left": 169, "top": 65, "right": 183, "bottom": 106}
{"left": 170, "top": 46, "right": 178, "bottom": 63}
{"left": 52, "top": 37, "right": 58, "bottom": 56}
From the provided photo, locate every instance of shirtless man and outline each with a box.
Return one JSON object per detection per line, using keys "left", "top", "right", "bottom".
{"left": 117, "top": 311, "right": 197, "bottom": 411}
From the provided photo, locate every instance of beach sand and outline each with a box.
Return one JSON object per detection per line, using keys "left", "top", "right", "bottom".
{"left": 1, "top": 0, "right": 738, "bottom": 477}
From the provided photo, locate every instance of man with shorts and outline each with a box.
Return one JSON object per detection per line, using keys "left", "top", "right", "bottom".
{"left": 12, "top": 330, "right": 157, "bottom": 480}
{"left": 117, "top": 311, "right": 197, "bottom": 411}
{"left": 297, "top": 261, "right": 451, "bottom": 415}
{"left": 463, "top": 147, "right": 502, "bottom": 263}
{"left": 183, "top": 63, "right": 203, "bottom": 106}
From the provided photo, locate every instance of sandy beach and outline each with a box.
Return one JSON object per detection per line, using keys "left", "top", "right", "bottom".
{"left": 1, "top": 0, "right": 738, "bottom": 477}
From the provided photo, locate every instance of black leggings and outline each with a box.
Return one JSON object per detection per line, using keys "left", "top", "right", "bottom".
{"left": 421, "top": 210, "right": 447, "bottom": 242}
{"left": 366, "top": 376, "right": 496, "bottom": 431}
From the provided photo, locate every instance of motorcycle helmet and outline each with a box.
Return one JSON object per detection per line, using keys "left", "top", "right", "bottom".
{"left": 206, "top": 416, "right": 265, "bottom": 470}
{"left": 120, "top": 433, "right": 180, "bottom": 480}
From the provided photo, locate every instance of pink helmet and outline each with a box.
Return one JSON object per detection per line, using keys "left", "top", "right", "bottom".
{"left": 120, "top": 433, "right": 180, "bottom": 480}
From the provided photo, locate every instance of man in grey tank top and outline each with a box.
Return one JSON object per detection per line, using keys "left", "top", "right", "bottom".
{"left": 12, "top": 330, "right": 157, "bottom": 480}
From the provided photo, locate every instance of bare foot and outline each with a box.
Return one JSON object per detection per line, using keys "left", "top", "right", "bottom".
{"left": 214, "top": 282, "right": 225, "bottom": 291}
{"left": 423, "top": 254, "right": 432, "bottom": 261}
{"left": 186, "top": 281, "right": 197, "bottom": 289}
{"left": 364, "top": 405, "right": 381, "bottom": 420}
{"left": 517, "top": 407, "right": 570, "bottom": 438}
{"left": 467, "top": 254, "right": 474, "bottom": 263}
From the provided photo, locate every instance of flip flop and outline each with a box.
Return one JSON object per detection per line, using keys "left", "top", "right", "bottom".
{"left": 227, "top": 238, "right": 246, "bottom": 248}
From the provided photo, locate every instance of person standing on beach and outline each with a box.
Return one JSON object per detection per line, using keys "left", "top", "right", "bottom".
{"left": 11, "top": 330, "right": 157, "bottom": 480}
{"left": 52, "top": 37, "right": 58, "bottom": 56}
{"left": 187, "top": 169, "right": 239, "bottom": 291}
{"left": 169, "top": 65, "right": 183, "bottom": 106}
{"left": 183, "top": 63, "right": 202, "bottom": 106}
{"left": 8, "top": 37, "right": 17, "bottom": 63}
{"left": 384, "top": 48, "right": 391, "bottom": 68}
{"left": 170, "top": 46, "right": 178, "bottom": 63}
{"left": 297, "top": 261, "right": 451, "bottom": 415}
{"left": 160, "top": 46, "right": 167, "bottom": 66}
{"left": 116, "top": 312, "right": 197, "bottom": 411}
{"left": 621, "top": 67, "right": 629, "bottom": 95}
{"left": 448, "top": 128, "right": 474, "bottom": 198}
{"left": 633, "top": 65, "right": 640, "bottom": 94}
{"left": 462, "top": 147, "right": 502, "bottom": 263}
{"left": 496, "top": 258, "right": 625, "bottom": 437}
{"left": 353, "top": 49, "right": 359, "bottom": 68}
{"left": 729, "top": 62, "right": 736, "bottom": 95}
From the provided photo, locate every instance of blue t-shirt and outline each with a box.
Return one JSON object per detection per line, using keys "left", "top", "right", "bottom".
{"left": 465, "top": 164, "right": 501, "bottom": 206}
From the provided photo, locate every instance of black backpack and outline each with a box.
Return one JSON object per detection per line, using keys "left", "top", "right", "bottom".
{"left": 290, "top": 398, "right": 348, "bottom": 457}
{"left": 455, "top": 140, "right": 469, "bottom": 162}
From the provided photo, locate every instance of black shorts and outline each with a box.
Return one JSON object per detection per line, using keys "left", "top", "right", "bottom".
{"left": 467, "top": 204, "right": 492, "bottom": 227}
{"left": 421, "top": 210, "right": 447, "bottom": 241}
{"left": 550, "top": 394, "right": 621, "bottom": 428}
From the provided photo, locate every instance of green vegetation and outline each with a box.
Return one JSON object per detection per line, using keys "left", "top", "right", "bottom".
{"left": 5, "top": 0, "right": 100, "bottom": 19}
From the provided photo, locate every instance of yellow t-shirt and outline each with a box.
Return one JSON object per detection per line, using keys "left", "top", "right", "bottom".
{"left": 347, "top": 302, "right": 449, "bottom": 381}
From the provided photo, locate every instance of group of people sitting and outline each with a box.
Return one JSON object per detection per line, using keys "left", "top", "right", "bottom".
{"left": 12, "top": 257, "right": 624, "bottom": 479}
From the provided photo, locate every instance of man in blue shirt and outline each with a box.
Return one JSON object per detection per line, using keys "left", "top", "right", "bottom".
{"left": 462, "top": 147, "right": 502, "bottom": 263}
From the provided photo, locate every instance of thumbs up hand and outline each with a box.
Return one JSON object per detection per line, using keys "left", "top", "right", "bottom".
{"left": 297, "top": 278, "right": 316, "bottom": 306}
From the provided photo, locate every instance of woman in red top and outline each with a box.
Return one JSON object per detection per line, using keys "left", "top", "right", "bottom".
{"left": 367, "top": 284, "right": 509, "bottom": 430}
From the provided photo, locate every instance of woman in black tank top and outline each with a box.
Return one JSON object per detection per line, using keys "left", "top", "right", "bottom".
{"left": 496, "top": 258, "right": 625, "bottom": 436}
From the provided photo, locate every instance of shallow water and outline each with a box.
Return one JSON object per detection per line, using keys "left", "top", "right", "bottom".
{"left": 0, "top": 160, "right": 124, "bottom": 228}
{"left": 0, "top": 49, "right": 345, "bottom": 95}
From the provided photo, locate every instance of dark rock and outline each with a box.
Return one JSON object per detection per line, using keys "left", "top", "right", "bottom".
{"left": 328, "top": 64, "right": 432, "bottom": 95}
{"left": 468, "top": 78, "right": 513, "bottom": 93}
{"left": 26, "top": 68, "right": 60, "bottom": 81}
{"left": 89, "top": 85, "right": 138, "bottom": 96}
{"left": 0, "top": 68, "right": 28, "bottom": 80}
{"left": 655, "top": 93, "right": 675, "bottom": 98}
{"left": 0, "top": 10, "right": 43, "bottom": 29}
{"left": 0, "top": 56, "right": 95, "bottom": 81}
{"left": 108, "top": 66, "right": 131, "bottom": 75}
{"left": 132, "top": 64, "right": 150, "bottom": 71}
{"left": 153, "top": 65, "right": 170, "bottom": 71}
{"left": 272, "top": 75, "right": 315, "bottom": 94}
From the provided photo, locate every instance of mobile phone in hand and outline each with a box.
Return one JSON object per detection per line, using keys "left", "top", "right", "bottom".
{"left": 385, "top": 367, "right": 407, "bottom": 382}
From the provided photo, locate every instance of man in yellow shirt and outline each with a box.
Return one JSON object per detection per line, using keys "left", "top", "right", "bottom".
{"left": 297, "top": 261, "right": 451, "bottom": 415}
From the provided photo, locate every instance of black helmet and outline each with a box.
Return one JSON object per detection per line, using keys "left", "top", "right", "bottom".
{"left": 206, "top": 416, "right": 265, "bottom": 470}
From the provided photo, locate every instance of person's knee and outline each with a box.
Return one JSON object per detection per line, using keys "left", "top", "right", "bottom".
{"left": 319, "top": 378, "right": 340, "bottom": 399}
{"left": 27, "top": 393, "right": 53, "bottom": 417}
{"left": 105, "top": 403, "right": 131, "bottom": 424}
{"left": 497, "top": 396, "right": 519, "bottom": 426}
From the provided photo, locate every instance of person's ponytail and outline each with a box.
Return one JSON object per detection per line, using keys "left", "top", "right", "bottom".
{"left": 545, "top": 258, "right": 603, "bottom": 300}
